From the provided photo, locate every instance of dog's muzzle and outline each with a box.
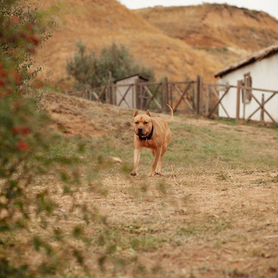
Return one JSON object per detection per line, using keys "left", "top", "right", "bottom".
{"left": 136, "top": 126, "right": 154, "bottom": 141}
{"left": 138, "top": 128, "right": 144, "bottom": 136}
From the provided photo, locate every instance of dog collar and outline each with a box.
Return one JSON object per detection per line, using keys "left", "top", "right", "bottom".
{"left": 138, "top": 126, "right": 154, "bottom": 141}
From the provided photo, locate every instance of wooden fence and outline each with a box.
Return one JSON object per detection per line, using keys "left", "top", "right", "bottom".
{"left": 207, "top": 84, "right": 278, "bottom": 125}
{"left": 69, "top": 77, "right": 278, "bottom": 125}
{"left": 70, "top": 77, "right": 204, "bottom": 114}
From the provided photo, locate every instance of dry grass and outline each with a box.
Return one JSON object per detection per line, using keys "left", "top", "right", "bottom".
{"left": 29, "top": 0, "right": 218, "bottom": 85}
{"left": 30, "top": 92, "right": 278, "bottom": 277}
{"left": 28, "top": 1, "right": 277, "bottom": 87}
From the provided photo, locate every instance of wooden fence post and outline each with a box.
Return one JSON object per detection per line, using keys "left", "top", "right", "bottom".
{"left": 139, "top": 83, "right": 144, "bottom": 110}
{"left": 170, "top": 82, "right": 173, "bottom": 108}
{"left": 136, "top": 82, "right": 140, "bottom": 110}
{"left": 260, "top": 94, "right": 265, "bottom": 122}
{"left": 236, "top": 80, "right": 241, "bottom": 120}
{"left": 205, "top": 85, "right": 210, "bottom": 116}
{"left": 196, "top": 75, "right": 202, "bottom": 115}
{"left": 163, "top": 77, "right": 169, "bottom": 112}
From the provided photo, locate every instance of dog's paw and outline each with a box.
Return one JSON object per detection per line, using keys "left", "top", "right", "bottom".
{"left": 149, "top": 172, "right": 162, "bottom": 177}
{"left": 130, "top": 171, "right": 138, "bottom": 176}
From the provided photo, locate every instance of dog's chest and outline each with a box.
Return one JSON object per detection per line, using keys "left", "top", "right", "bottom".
{"left": 140, "top": 139, "right": 156, "bottom": 149}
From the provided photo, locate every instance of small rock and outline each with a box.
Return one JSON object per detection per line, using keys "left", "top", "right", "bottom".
{"left": 110, "top": 156, "right": 122, "bottom": 163}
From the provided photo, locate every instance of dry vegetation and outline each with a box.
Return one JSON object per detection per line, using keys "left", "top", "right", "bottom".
{"left": 34, "top": 92, "right": 277, "bottom": 277}
{"left": 3, "top": 1, "right": 278, "bottom": 277}
{"left": 29, "top": 0, "right": 277, "bottom": 86}
{"left": 29, "top": 0, "right": 218, "bottom": 85}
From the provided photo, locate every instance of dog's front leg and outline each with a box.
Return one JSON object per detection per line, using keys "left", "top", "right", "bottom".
{"left": 130, "top": 148, "right": 141, "bottom": 176}
{"left": 150, "top": 147, "right": 162, "bottom": 176}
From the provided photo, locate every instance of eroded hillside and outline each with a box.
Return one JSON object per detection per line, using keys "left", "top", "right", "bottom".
{"left": 30, "top": 0, "right": 218, "bottom": 85}
{"left": 136, "top": 4, "right": 278, "bottom": 67}
{"left": 29, "top": 1, "right": 277, "bottom": 85}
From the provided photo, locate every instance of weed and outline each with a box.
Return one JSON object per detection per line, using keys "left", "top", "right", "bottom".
{"left": 131, "top": 236, "right": 163, "bottom": 252}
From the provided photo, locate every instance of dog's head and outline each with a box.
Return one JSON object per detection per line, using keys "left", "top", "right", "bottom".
{"left": 133, "top": 110, "right": 153, "bottom": 138}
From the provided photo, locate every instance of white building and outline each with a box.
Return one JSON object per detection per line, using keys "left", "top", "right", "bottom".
{"left": 114, "top": 74, "right": 148, "bottom": 109}
{"left": 214, "top": 45, "right": 278, "bottom": 123}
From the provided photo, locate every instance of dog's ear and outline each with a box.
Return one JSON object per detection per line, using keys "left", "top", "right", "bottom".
{"left": 146, "top": 110, "right": 151, "bottom": 116}
{"left": 133, "top": 110, "right": 139, "bottom": 117}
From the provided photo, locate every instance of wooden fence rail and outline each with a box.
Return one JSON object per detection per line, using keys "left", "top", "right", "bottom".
{"left": 68, "top": 77, "right": 278, "bottom": 125}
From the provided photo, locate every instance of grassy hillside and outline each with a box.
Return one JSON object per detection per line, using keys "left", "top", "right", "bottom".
{"left": 30, "top": 0, "right": 218, "bottom": 85}
{"left": 136, "top": 4, "right": 278, "bottom": 67}
{"left": 23, "top": 92, "right": 278, "bottom": 277}
{"left": 44, "top": 93, "right": 277, "bottom": 173}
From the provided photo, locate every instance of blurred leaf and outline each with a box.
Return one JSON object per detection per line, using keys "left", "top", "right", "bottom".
{"left": 0, "top": 258, "right": 30, "bottom": 278}
{"left": 36, "top": 191, "right": 56, "bottom": 215}
{"left": 53, "top": 228, "right": 63, "bottom": 242}
{"left": 72, "top": 225, "right": 84, "bottom": 239}
{"left": 73, "top": 249, "right": 84, "bottom": 265}
{"left": 33, "top": 236, "right": 43, "bottom": 251}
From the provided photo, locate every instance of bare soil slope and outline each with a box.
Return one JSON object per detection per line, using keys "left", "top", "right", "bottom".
{"left": 30, "top": 0, "right": 218, "bottom": 84}
{"left": 136, "top": 4, "right": 278, "bottom": 68}
{"left": 30, "top": 1, "right": 277, "bottom": 85}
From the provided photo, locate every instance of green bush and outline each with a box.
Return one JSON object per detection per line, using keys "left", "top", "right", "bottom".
{"left": 67, "top": 42, "right": 155, "bottom": 89}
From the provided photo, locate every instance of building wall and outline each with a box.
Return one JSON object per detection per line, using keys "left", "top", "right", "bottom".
{"left": 218, "top": 54, "right": 278, "bottom": 122}
{"left": 115, "top": 76, "right": 138, "bottom": 109}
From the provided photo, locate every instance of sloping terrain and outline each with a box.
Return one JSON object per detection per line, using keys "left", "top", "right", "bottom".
{"left": 30, "top": 1, "right": 277, "bottom": 85}
{"left": 33, "top": 92, "right": 277, "bottom": 277}
{"left": 30, "top": 0, "right": 218, "bottom": 84}
{"left": 136, "top": 4, "right": 278, "bottom": 67}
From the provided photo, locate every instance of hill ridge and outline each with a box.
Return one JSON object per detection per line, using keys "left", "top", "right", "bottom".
{"left": 30, "top": 0, "right": 277, "bottom": 85}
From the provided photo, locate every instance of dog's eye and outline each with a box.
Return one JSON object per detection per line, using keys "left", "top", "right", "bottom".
{"left": 135, "top": 121, "right": 139, "bottom": 125}
{"left": 143, "top": 121, "right": 148, "bottom": 125}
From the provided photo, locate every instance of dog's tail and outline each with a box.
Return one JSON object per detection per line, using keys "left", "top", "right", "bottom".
{"left": 167, "top": 104, "right": 174, "bottom": 122}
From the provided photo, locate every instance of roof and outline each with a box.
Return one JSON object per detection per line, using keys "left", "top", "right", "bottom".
{"left": 215, "top": 44, "right": 278, "bottom": 78}
{"left": 114, "top": 74, "right": 149, "bottom": 83}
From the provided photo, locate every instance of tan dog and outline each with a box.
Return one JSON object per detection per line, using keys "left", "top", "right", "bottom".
{"left": 130, "top": 105, "right": 173, "bottom": 177}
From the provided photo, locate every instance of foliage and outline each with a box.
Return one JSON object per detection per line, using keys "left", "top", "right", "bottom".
{"left": 0, "top": 2, "right": 159, "bottom": 276}
{"left": 0, "top": 1, "right": 92, "bottom": 276}
{"left": 1, "top": 3, "right": 148, "bottom": 276}
{"left": 67, "top": 42, "right": 155, "bottom": 90}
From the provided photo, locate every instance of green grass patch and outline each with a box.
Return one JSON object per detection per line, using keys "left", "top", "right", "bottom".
{"left": 131, "top": 236, "right": 164, "bottom": 252}
{"left": 166, "top": 121, "right": 277, "bottom": 170}
{"left": 67, "top": 117, "right": 277, "bottom": 176}
{"left": 176, "top": 218, "right": 232, "bottom": 240}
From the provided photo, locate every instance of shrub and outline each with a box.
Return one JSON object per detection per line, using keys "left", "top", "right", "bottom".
{"left": 0, "top": 1, "right": 90, "bottom": 276}
{"left": 67, "top": 42, "right": 155, "bottom": 90}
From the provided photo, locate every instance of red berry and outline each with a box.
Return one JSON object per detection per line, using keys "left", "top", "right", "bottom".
{"left": 21, "top": 127, "right": 31, "bottom": 135}
{"left": 13, "top": 127, "right": 31, "bottom": 136}
{"left": 17, "top": 141, "right": 30, "bottom": 152}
